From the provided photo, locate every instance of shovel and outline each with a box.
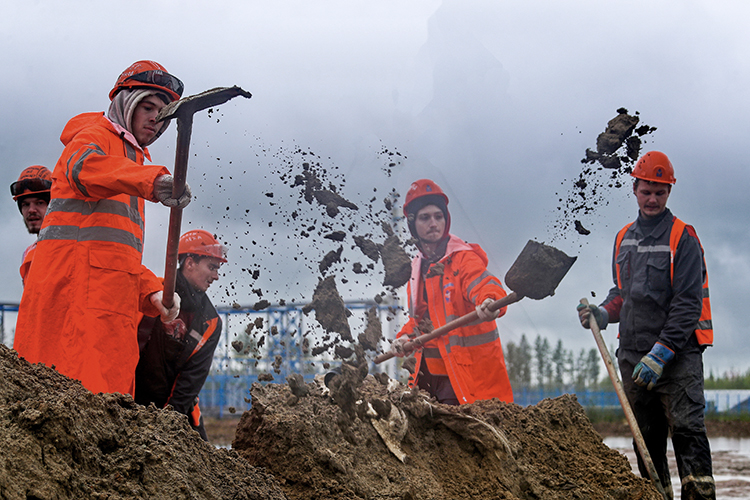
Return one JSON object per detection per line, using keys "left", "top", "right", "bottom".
{"left": 374, "top": 240, "right": 576, "bottom": 364}
{"left": 580, "top": 298, "right": 669, "bottom": 500}
{"left": 156, "top": 86, "right": 252, "bottom": 309}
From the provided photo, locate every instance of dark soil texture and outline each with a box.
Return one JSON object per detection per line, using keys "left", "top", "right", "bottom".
{"left": 233, "top": 375, "right": 661, "bottom": 500}
{"left": 0, "top": 344, "right": 287, "bottom": 500}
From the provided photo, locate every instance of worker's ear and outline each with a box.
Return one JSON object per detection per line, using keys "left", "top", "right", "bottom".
{"left": 184, "top": 256, "right": 196, "bottom": 270}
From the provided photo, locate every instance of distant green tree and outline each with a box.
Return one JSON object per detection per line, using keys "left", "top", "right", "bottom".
{"left": 552, "top": 339, "right": 566, "bottom": 387}
{"left": 534, "top": 335, "right": 551, "bottom": 389}
{"left": 586, "top": 348, "right": 600, "bottom": 389}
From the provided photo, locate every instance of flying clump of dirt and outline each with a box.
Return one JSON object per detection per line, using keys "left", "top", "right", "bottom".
{"left": 551, "top": 108, "right": 657, "bottom": 240}
{"left": 358, "top": 306, "right": 383, "bottom": 352}
{"left": 302, "top": 276, "right": 352, "bottom": 343}
{"left": 379, "top": 222, "right": 412, "bottom": 288}
{"left": 292, "top": 163, "right": 359, "bottom": 217}
{"left": 233, "top": 374, "right": 661, "bottom": 500}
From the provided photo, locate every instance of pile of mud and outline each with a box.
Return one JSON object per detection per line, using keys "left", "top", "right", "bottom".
{"left": 0, "top": 344, "right": 286, "bottom": 500}
{"left": 234, "top": 374, "right": 661, "bottom": 500}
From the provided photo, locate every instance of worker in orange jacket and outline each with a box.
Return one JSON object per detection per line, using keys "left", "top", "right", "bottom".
{"left": 14, "top": 60, "right": 192, "bottom": 396}
{"left": 388, "top": 179, "right": 513, "bottom": 405}
{"left": 10, "top": 165, "right": 52, "bottom": 284}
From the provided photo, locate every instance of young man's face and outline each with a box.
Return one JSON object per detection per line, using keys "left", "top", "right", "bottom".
{"left": 414, "top": 204, "right": 446, "bottom": 244}
{"left": 183, "top": 256, "right": 223, "bottom": 293}
{"left": 20, "top": 196, "right": 48, "bottom": 234}
{"left": 131, "top": 95, "right": 167, "bottom": 147}
{"left": 634, "top": 180, "right": 671, "bottom": 218}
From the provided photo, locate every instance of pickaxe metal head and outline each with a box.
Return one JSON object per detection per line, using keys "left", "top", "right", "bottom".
{"left": 156, "top": 86, "right": 252, "bottom": 123}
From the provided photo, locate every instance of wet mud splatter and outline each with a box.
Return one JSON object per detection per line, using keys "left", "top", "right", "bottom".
{"left": 302, "top": 276, "right": 352, "bottom": 342}
{"left": 550, "top": 108, "right": 657, "bottom": 241}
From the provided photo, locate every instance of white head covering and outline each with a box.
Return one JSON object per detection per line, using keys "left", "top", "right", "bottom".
{"left": 107, "top": 88, "right": 171, "bottom": 147}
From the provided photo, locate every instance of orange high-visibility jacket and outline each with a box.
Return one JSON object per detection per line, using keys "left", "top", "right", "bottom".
{"left": 14, "top": 112, "right": 167, "bottom": 395}
{"left": 396, "top": 235, "right": 513, "bottom": 404}
{"left": 20, "top": 242, "right": 36, "bottom": 284}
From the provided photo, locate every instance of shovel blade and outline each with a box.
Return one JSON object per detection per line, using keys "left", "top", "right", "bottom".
{"left": 157, "top": 86, "right": 252, "bottom": 122}
{"left": 504, "top": 240, "right": 576, "bottom": 300}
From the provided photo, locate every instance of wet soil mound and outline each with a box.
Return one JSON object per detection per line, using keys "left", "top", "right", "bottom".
{"left": 0, "top": 344, "right": 287, "bottom": 500}
{"left": 233, "top": 375, "right": 660, "bottom": 500}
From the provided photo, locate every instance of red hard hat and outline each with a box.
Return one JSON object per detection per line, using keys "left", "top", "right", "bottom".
{"left": 109, "top": 60, "right": 184, "bottom": 102}
{"left": 178, "top": 230, "right": 228, "bottom": 263}
{"left": 11, "top": 165, "right": 52, "bottom": 201}
{"left": 403, "top": 179, "right": 449, "bottom": 217}
{"left": 631, "top": 151, "right": 676, "bottom": 185}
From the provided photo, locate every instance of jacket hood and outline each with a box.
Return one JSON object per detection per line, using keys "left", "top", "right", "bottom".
{"left": 59, "top": 112, "right": 152, "bottom": 161}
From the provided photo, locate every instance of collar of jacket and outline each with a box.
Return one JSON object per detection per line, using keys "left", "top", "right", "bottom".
{"left": 635, "top": 207, "right": 672, "bottom": 239}
{"left": 176, "top": 270, "right": 205, "bottom": 314}
{"left": 105, "top": 115, "right": 151, "bottom": 159}
{"left": 410, "top": 234, "right": 481, "bottom": 308}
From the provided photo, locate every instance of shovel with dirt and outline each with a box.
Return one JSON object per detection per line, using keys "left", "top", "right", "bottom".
{"left": 374, "top": 240, "right": 576, "bottom": 364}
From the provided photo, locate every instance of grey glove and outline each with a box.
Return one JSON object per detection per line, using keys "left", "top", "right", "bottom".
{"left": 390, "top": 337, "right": 413, "bottom": 358}
{"left": 577, "top": 303, "right": 608, "bottom": 329}
{"left": 154, "top": 175, "right": 192, "bottom": 209}
{"left": 150, "top": 290, "right": 181, "bottom": 323}
{"left": 476, "top": 297, "right": 500, "bottom": 321}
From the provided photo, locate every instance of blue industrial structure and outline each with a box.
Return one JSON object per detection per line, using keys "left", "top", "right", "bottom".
{"left": 3, "top": 302, "right": 750, "bottom": 416}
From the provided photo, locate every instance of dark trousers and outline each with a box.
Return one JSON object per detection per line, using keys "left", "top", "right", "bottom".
{"left": 618, "top": 348, "right": 715, "bottom": 500}
{"left": 417, "top": 359, "right": 459, "bottom": 405}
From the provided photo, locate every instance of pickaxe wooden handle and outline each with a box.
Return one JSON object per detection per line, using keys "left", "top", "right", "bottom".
{"left": 374, "top": 292, "right": 521, "bottom": 364}
{"left": 156, "top": 86, "right": 252, "bottom": 309}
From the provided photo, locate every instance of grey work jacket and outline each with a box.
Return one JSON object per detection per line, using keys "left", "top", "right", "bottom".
{"left": 602, "top": 208, "right": 705, "bottom": 353}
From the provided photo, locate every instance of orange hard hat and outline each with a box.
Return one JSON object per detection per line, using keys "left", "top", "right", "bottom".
{"left": 109, "top": 60, "right": 184, "bottom": 102}
{"left": 11, "top": 165, "right": 52, "bottom": 201}
{"left": 178, "top": 230, "right": 228, "bottom": 263}
{"left": 631, "top": 151, "right": 676, "bottom": 185}
{"left": 403, "top": 179, "right": 451, "bottom": 239}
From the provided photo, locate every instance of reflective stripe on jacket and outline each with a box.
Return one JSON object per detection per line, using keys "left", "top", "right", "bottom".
{"left": 615, "top": 217, "right": 713, "bottom": 346}
{"left": 604, "top": 209, "right": 710, "bottom": 352}
{"left": 14, "top": 112, "right": 168, "bottom": 395}
{"left": 397, "top": 235, "right": 513, "bottom": 404}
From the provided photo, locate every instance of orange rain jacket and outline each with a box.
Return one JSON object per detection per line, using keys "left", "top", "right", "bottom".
{"left": 20, "top": 242, "right": 36, "bottom": 284}
{"left": 14, "top": 112, "right": 167, "bottom": 395}
{"left": 396, "top": 235, "right": 514, "bottom": 404}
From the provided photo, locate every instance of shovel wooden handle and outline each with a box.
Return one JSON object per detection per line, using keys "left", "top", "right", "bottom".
{"left": 580, "top": 299, "right": 669, "bottom": 500}
{"left": 374, "top": 292, "right": 521, "bottom": 364}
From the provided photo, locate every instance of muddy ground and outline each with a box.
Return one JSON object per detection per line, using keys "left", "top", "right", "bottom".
{"left": 233, "top": 374, "right": 661, "bottom": 500}
{"left": 0, "top": 344, "right": 286, "bottom": 500}
{"left": 2, "top": 341, "right": 666, "bottom": 500}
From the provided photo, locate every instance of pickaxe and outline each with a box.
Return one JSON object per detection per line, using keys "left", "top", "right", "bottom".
{"left": 156, "top": 86, "right": 252, "bottom": 308}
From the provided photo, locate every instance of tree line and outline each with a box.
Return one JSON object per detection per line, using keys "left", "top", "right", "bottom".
{"left": 503, "top": 334, "right": 604, "bottom": 392}
{"left": 504, "top": 333, "right": 750, "bottom": 392}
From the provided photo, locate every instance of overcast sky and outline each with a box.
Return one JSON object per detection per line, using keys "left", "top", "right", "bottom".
{"left": 1, "top": 1, "right": 748, "bottom": 375}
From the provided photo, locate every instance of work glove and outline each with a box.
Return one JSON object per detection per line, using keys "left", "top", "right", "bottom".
{"left": 390, "top": 337, "right": 413, "bottom": 358}
{"left": 577, "top": 303, "right": 607, "bottom": 330}
{"left": 632, "top": 342, "right": 675, "bottom": 390}
{"left": 476, "top": 297, "right": 500, "bottom": 321}
{"left": 150, "top": 290, "right": 181, "bottom": 323}
{"left": 153, "top": 175, "right": 192, "bottom": 209}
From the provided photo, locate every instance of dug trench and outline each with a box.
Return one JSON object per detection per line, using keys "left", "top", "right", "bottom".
{"left": 1, "top": 342, "right": 662, "bottom": 500}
